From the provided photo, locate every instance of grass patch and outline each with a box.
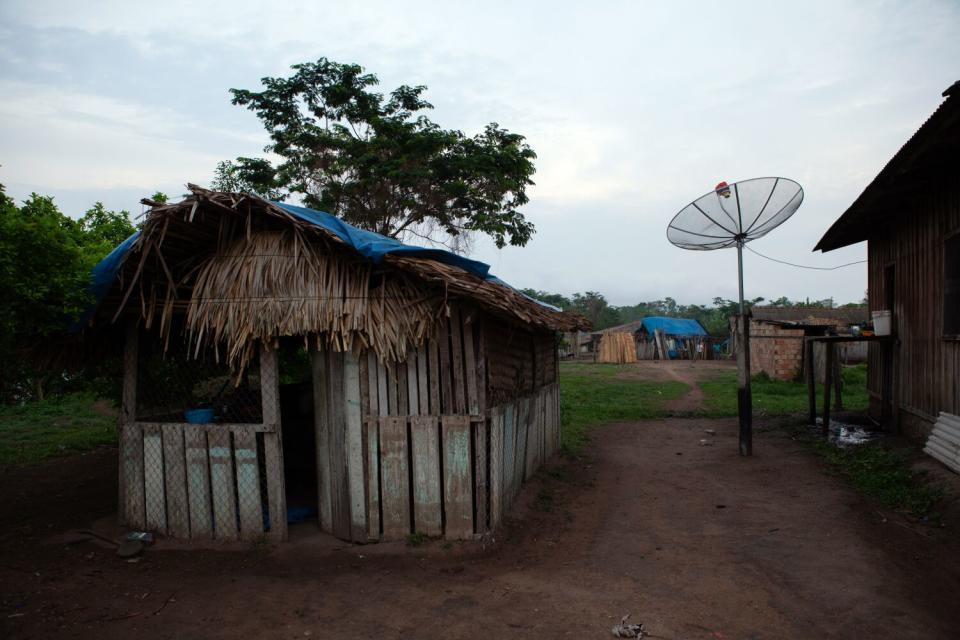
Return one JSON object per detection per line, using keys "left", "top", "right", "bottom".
{"left": 787, "top": 426, "right": 944, "bottom": 520}
{"left": 0, "top": 393, "right": 117, "bottom": 467}
{"left": 699, "top": 364, "right": 869, "bottom": 417}
{"left": 406, "top": 531, "right": 429, "bottom": 547}
{"left": 559, "top": 363, "right": 688, "bottom": 455}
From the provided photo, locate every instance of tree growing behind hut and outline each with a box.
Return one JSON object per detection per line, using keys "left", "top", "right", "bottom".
{"left": 0, "top": 185, "right": 135, "bottom": 402}
{"left": 216, "top": 57, "right": 537, "bottom": 250}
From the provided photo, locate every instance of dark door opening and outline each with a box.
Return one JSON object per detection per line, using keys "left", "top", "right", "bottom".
{"left": 277, "top": 343, "right": 319, "bottom": 528}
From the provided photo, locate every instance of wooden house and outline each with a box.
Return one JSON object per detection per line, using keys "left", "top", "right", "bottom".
{"left": 815, "top": 80, "right": 960, "bottom": 437}
{"left": 77, "top": 186, "right": 587, "bottom": 543}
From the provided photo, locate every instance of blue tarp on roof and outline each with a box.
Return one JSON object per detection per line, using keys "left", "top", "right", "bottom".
{"left": 274, "top": 202, "right": 492, "bottom": 280}
{"left": 640, "top": 316, "right": 707, "bottom": 338}
{"left": 79, "top": 200, "right": 558, "bottom": 328}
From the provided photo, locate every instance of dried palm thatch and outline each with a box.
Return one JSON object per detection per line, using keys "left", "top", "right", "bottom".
{"left": 91, "top": 185, "right": 588, "bottom": 371}
{"left": 186, "top": 230, "right": 438, "bottom": 368}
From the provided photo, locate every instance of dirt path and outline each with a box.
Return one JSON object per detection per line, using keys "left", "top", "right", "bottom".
{"left": 3, "top": 419, "right": 959, "bottom": 639}
{"left": 614, "top": 360, "right": 732, "bottom": 413}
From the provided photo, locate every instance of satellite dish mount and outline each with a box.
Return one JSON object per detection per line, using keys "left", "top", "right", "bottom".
{"left": 667, "top": 177, "right": 804, "bottom": 455}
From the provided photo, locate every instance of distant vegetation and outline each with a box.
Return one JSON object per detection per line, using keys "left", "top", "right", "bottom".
{"left": 523, "top": 289, "right": 867, "bottom": 335}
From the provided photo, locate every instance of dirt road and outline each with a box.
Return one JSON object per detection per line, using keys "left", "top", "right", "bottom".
{"left": 3, "top": 412, "right": 959, "bottom": 639}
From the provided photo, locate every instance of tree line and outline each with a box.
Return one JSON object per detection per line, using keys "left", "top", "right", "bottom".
{"left": 520, "top": 289, "right": 866, "bottom": 335}
{"left": 0, "top": 185, "right": 145, "bottom": 403}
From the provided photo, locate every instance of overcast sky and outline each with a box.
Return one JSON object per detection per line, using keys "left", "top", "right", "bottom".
{"left": 2, "top": 0, "right": 958, "bottom": 306}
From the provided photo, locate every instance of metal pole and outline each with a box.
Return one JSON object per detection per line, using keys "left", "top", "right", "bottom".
{"left": 736, "top": 241, "right": 753, "bottom": 456}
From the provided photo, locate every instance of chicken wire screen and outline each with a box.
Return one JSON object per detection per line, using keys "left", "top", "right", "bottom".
{"left": 135, "top": 337, "right": 263, "bottom": 424}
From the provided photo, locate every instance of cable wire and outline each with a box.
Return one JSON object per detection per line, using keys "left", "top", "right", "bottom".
{"left": 744, "top": 244, "right": 866, "bottom": 271}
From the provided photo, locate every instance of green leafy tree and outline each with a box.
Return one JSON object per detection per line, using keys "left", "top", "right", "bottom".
{"left": 0, "top": 188, "right": 135, "bottom": 402}
{"left": 211, "top": 158, "right": 287, "bottom": 201}
{"left": 224, "top": 58, "right": 537, "bottom": 248}
{"left": 519, "top": 288, "right": 571, "bottom": 310}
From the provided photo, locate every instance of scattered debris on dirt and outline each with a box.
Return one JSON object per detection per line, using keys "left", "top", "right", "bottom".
{"left": 611, "top": 614, "right": 646, "bottom": 637}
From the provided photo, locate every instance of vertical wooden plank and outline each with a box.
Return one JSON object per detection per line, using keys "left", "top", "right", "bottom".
{"left": 387, "top": 361, "right": 399, "bottom": 416}
{"left": 438, "top": 319, "right": 453, "bottom": 413}
{"left": 489, "top": 409, "right": 504, "bottom": 529}
{"left": 162, "top": 424, "right": 189, "bottom": 539}
{"left": 184, "top": 425, "right": 212, "bottom": 538}
{"left": 313, "top": 347, "right": 333, "bottom": 533}
{"left": 234, "top": 429, "right": 263, "bottom": 540}
{"left": 119, "top": 321, "right": 138, "bottom": 524}
{"left": 379, "top": 416, "right": 411, "bottom": 539}
{"left": 442, "top": 415, "right": 473, "bottom": 539}
{"left": 518, "top": 397, "right": 532, "bottom": 483}
{"left": 450, "top": 308, "right": 467, "bottom": 414}
{"left": 366, "top": 352, "right": 382, "bottom": 541}
{"left": 428, "top": 337, "right": 441, "bottom": 415}
{"left": 462, "top": 311, "right": 480, "bottom": 415}
{"left": 377, "top": 357, "right": 389, "bottom": 416}
{"left": 327, "top": 351, "right": 352, "bottom": 540}
{"left": 120, "top": 422, "right": 145, "bottom": 528}
{"left": 261, "top": 344, "right": 287, "bottom": 541}
{"left": 407, "top": 353, "right": 419, "bottom": 417}
{"left": 823, "top": 343, "right": 834, "bottom": 437}
{"left": 476, "top": 316, "right": 487, "bottom": 415}
{"left": 417, "top": 343, "right": 429, "bottom": 415}
{"left": 344, "top": 352, "right": 367, "bottom": 542}
{"left": 208, "top": 429, "right": 237, "bottom": 540}
{"left": 410, "top": 416, "right": 442, "bottom": 536}
{"left": 474, "top": 419, "right": 488, "bottom": 533}
{"left": 397, "top": 357, "right": 409, "bottom": 416}
{"left": 364, "top": 419, "right": 381, "bottom": 540}
{"left": 525, "top": 395, "right": 538, "bottom": 481}
{"left": 142, "top": 425, "right": 166, "bottom": 534}
{"left": 502, "top": 402, "right": 516, "bottom": 508}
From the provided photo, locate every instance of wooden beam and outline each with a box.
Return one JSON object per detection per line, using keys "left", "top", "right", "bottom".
{"left": 261, "top": 343, "right": 287, "bottom": 541}
{"left": 822, "top": 342, "right": 834, "bottom": 437}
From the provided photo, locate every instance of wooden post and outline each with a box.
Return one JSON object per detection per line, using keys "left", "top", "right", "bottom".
{"left": 833, "top": 351, "right": 844, "bottom": 411}
{"left": 890, "top": 339, "right": 900, "bottom": 435}
{"left": 822, "top": 342, "right": 833, "bottom": 437}
{"left": 120, "top": 320, "right": 141, "bottom": 526}
{"left": 806, "top": 337, "right": 816, "bottom": 426}
{"left": 261, "top": 343, "right": 287, "bottom": 541}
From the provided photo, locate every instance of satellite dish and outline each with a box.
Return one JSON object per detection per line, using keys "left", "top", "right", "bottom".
{"left": 667, "top": 177, "right": 804, "bottom": 456}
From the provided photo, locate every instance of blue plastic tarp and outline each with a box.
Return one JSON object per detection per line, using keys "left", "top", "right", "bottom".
{"left": 640, "top": 316, "right": 707, "bottom": 338}
{"left": 274, "top": 202, "right": 491, "bottom": 279}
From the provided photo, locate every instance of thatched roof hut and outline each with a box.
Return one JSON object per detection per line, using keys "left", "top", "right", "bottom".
{"left": 86, "top": 185, "right": 587, "bottom": 543}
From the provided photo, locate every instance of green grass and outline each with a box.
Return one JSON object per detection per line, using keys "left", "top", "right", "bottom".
{"left": 790, "top": 427, "right": 944, "bottom": 520}
{"left": 559, "top": 363, "right": 688, "bottom": 455}
{"left": 0, "top": 393, "right": 118, "bottom": 467}
{"left": 699, "top": 363, "right": 869, "bottom": 417}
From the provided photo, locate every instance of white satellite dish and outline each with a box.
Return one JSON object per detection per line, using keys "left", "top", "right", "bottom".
{"left": 668, "top": 177, "right": 804, "bottom": 455}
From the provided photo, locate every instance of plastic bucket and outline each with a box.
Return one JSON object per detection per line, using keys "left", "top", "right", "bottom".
{"left": 872, "top": 310, "right": 892, "bottom": 336}
{"left": 185, "top": 407, "right": 214, "bottom": 424}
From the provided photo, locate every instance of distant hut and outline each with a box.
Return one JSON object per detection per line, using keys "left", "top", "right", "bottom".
{"left": 73, "top": 186, "right": 587, "bottom": 543}
{"left": 730, "top": 307, "right": 869, "bottom": 381}
{"left": 594, "top": 317, "right": 710, "bottom": 362}
{"left": 815, "top": 80, "right": 960, "bottom": 437}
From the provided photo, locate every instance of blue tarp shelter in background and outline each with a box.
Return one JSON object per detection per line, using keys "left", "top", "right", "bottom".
{"left": 639, "top": 316, "right": 708, "bottom": 338}
{"left": 79, "top": 198, "right": 558, "bottom": 329}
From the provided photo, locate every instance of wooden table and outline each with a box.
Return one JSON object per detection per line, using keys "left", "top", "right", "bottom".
{"left": 805, "top": 334, "right": 897, "bottom": 436}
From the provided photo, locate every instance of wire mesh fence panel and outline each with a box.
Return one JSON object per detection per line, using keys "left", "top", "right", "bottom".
{"left": 135, "top": 336, "right": 262, "bottom": 424}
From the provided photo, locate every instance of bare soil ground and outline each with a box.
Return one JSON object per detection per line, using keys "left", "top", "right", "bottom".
{"left": 3, "top": 370, "right": 960, "bottom": 638}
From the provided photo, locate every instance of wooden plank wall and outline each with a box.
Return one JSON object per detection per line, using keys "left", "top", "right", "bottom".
{"left": 351, "top": 305, "right": 488, "bottom": 541}
{"left": 118, "top": 342, "right": 285, "bottom": 541}
{"left": 486, "top": 383, "right": 561, "bottom": 526}
{"left": 867, "top": 184, "right": 960, "bottom": 433}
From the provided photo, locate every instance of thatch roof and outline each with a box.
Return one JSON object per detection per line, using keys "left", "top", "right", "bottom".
{"left": 87, "top": 185, "right": 587, "bottom": 368}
